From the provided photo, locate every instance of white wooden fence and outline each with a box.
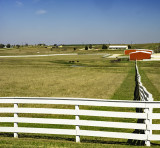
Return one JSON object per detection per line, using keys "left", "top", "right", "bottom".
{"left": 135, "top": 61, "right": 153, "bottom": 101}
{"left": 0, "top": 97, "right": 160, "bottom": 146}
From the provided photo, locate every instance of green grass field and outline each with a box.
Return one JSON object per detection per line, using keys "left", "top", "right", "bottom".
{"left": 0, "top": 49, "right": 160, "bottom": 147}
{"left": 138, "top": 61, "right": 160, "bottom": 101}
{"left": 0, "top": 45, "right": 124, "bottom": 56}
{"left": 0, "top": 55, "right": 134, "bottom": 98}
{"left": 0, "top": 42, "right": 159, "bottom": 56}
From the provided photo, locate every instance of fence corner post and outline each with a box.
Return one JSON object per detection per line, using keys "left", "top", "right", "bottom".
{"left": 75, "top": 105, "right": 80, "bottom": 143}
{"left": 14, "top": 103, "right": 18, "bottom": 138}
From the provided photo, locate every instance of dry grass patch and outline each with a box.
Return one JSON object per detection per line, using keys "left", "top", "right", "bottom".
{"left": 0, "top": 66, "right": 126, "bottom": 99}
{"left": 0, "top": 55, "right": 131, "bottom": 99}
{"left": 138, "top": 62, "right": 160, "bottom": 101}
{"left": 145, "top": 73, "right": 160, "bottom": 93}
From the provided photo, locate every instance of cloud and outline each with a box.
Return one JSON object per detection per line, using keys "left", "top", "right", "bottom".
{"left": 36, "top": 10, "right": 47, "bottom": 15}
{"left": 16, "top": 1, "right": 23, "bottom": 7}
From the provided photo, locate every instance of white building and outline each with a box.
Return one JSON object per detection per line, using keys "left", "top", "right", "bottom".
{"left": 109, "top": 45, "right": 128, "bottom": 49}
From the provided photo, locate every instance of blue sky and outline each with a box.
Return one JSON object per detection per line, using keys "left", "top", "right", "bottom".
{"left": 0, "top": 0, "right": 160, "bottom": 45}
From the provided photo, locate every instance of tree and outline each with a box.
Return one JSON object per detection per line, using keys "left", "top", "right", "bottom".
{"left": 89, "top": 44, "right": 92, "bottom": 49}
{"left": 128, "top": 45, "right": 131, "bottom": 49}
{"left": 6, "top": 44, "right": 11, "bottom": 48}
{"left": 102, "top": 44, "right": 108, "bottom": 49}
{"left": 0, "top": 44, "right": 5, "bottom": 48}
{"left": 85, "top": 45, "right": 88, "bottom": 50}
{"left": 16, "top": 44, "right": 20, "bottom": 48}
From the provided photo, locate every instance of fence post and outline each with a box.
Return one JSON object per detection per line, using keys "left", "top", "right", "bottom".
{"left": 14, "top": 103, "right": 18, "bottom": 138}
{"left": 75, "top": 105, "right": 80, "bottom": 142}
{"left": 144, "top": 105, "right": 152, "bottom": 146}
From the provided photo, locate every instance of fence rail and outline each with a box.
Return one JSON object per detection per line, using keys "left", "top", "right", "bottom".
{"left": 135, "top": 61, "right": 153, "bottom": 101}
{"left": 0, "top": 97, "right": 160, "bottom": 146}
{"left": 0, "top": 62, "right": 158, "bottom": 146}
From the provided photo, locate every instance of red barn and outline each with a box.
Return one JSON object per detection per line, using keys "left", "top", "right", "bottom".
{"left": 129, "top": 51, "right": 151, "bottom": 61}
{"left": 125, "top": 49, "right": 152, "bottom": 55}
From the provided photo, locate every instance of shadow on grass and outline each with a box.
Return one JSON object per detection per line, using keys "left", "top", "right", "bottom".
{"left": 0, "top": 133, "right": 13, "bottom": 138}
{"left": 0, "top": 133, "right": 141, "bottom": 147}
{"left": 81, "top": 138, "right": 128, "bottom": 146}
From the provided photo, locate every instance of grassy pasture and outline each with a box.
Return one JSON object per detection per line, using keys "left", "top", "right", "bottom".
{"left": 0, "top": 54, "right": 159, "bottom": 147}
{"left": 138, "top": 61, "right": 160, "bottom": 101}
{"left": 0, "top": 55, "right": 133, "bottom": 98}
{"left": 0, "top": 46, "right": 124, "bottom": 56}
{"left": 1, "top": 42, "right": 160, "bottom": 56}
{"left": 0, "top": 137, "right": 150, "bottom": 148}
{"left": 0, "top": 54, "right": 139, "bottom": 147}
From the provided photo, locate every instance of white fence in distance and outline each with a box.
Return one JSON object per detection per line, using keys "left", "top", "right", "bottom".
{"left": 135, "top": 61, "right": 155, "bottom": 146}
{"left": 0, "top": 97, "right": 160, "bottom": 146}
{"left": 135, "top": 61, "right": 153, "bottom": 101}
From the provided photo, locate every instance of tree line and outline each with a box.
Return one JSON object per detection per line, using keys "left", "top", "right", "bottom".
{"left": 0, "top": 44, "right": 21, "bottom": 48}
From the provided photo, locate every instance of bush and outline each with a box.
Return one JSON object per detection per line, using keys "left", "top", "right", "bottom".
{"left": 0, "top": 44, "right": 5, "bottom": 48}
{"left": 16, "top": 45, "right": 20, "bottom": 49}
{"left": 102, "top": 44, "right": 108, "bottom": 49}
{"left": 6, "top": 44, "right": 11, "bottom": 48}
{"left": 89, "top": 44, "right": 92, "bottom": 49}
{"left": 155, "top": 48, "right": 160, "bottom": 53}
{"left": 128, "top": 45, "right": 131, "bottom": 49}
{"left": 85, "top": 46, "right": 88, "bottom": 50}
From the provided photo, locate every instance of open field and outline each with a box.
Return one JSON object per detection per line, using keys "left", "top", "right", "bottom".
{"left": 138, "top": 61, "right": 160, "bottom": 101}
{"left": 0, "top": 54, "right": 136, "bottom": 147}
{"left": 0, "top": 46, "right": 124, "bottom": 56}
{"left": 0, "top": 42, "right": 160, "bottom": 56}
{"left": 0, "top": 52, "right": 160, "bottom": 147}
{"left": 0, "top": 55, "right": 134, "bottom": 99}
{"left": 0, "top": 137, "right": 152, "bottom": 148}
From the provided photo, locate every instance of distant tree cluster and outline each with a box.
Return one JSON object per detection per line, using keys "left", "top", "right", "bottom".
{"left": 0, "top": 43, "right": 24, "bottom": 48}
{"left": 128, "top": 45, "right": 131, "bottom": 49}
{"left": 102, "top": 44, "right": 108, "bottom": 49}
{"left": 0, "top": 43, "right": 11, "bottom": 48}
{"left": 6, "top": 44, "right": 11, "bottom": 48}
{"left": 85, "top": 45, "right": 88, "bottom": 50}
{"left": 37, "top": 43, "right": 46, "bottom": 46}
{"left": 84, "top": 44, "right": 92, "bottom": 50}
{"left": 89, "top": 44, "right": 92, "bottom": 49}
{"left": 0, "top": 44, "right": 5, "bottom": 48}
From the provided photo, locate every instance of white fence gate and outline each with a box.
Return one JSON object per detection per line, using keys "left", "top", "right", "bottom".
{"left": 0, "top": 97, "right": 160, "bottom": 146}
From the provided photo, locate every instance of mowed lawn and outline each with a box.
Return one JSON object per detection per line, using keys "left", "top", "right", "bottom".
{"left": 0, "top": 55, "right": 140, "bottom": 147}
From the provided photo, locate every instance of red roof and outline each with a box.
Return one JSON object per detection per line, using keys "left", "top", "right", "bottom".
{"left": 125, "top": 49, "right": 152, "bottom": 55}
{"left": 129, "top": 51, "right": 151, "bottom": 61}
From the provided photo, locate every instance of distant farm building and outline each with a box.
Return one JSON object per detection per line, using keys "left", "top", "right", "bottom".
{"left": 129, "top": 51, "right": 151, "bottom": 61}
{"left": 109, "top": 45, "right": 128, "bottom": 49}
{"left": 125, "top": 49, "right": 153, "bottom": 55}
